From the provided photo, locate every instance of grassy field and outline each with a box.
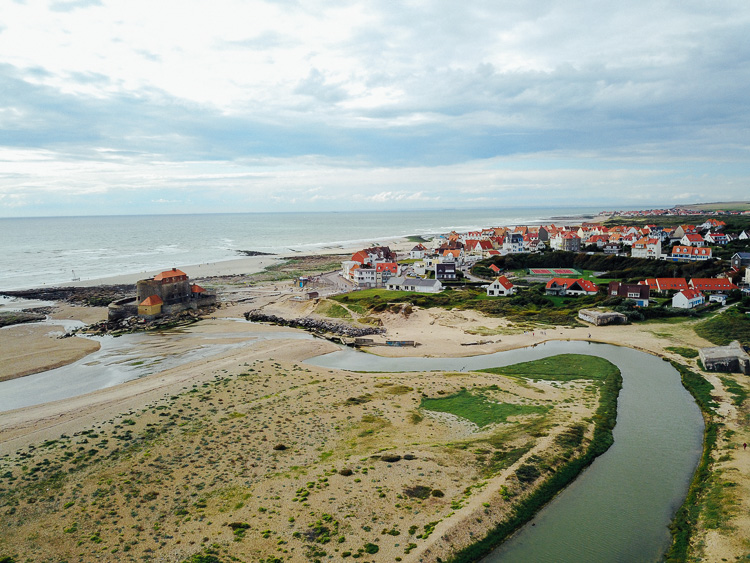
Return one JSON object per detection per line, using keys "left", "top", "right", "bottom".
{"left": 421, "top": 389, "right": 549, "bottom": 428}
{"left": 313, "top": 300, "right": 352, "bottom": 320}
{"left": 333, "top": 287, "right": 597, "bottom": 327}
{"left": 665, "top": 346, "right": 699, "bottom": 359}
{"left": 694, "top": 307, "right": 750, "bottom": 346}
{"left": 479, "top": 354, "right": 620, "bottom": 381}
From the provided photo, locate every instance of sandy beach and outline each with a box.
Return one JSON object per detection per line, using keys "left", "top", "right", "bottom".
{"left": 0, "top": 241, "right": 747, "bottom": 563}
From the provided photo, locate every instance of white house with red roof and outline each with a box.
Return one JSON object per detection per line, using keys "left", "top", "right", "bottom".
{"left": 681, "top": 233, "right": 705, "bottom": 247}
{"left": 486, "top": 275, "right": 516, "bottom": 297}
{"left": 545, "top": 278, "right": 599, "bottom": 296}
{"left": 688, "top": 278, "right": 738, "bottom": 294}
{"left": 631, "top": 237, "right": 662, "bottom": 259}
{"left": 669, "top": 246, "right": 712, "bottom": 262}
{"left": 672, "top": 289, "right": 705, "bottom": 309}
{"left": 375, "top": 262, "right": 400, "bottom": 286}
{"left": 639, "top": 278, "right": 688, "bottom": 293}
{"left": 703, "top": 232, "right": 728, "bottom": 245}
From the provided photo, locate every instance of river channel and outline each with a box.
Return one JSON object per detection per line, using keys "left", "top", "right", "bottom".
{"left": 307, "top": 340, "right": 704, "bottom": 563}
{"left": 1, "top": 330, "right": 704, "bottom": 562}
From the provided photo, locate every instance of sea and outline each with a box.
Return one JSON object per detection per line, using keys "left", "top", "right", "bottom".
{"left": 0, "top": 207, "right": 607, "bottom": 291}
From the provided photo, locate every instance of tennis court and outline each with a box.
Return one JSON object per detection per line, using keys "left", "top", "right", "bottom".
{"left": 528, "top": 267, "right": 581, "bottom": 276}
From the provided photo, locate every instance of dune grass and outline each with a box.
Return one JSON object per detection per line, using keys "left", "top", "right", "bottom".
{"left": 479, "top": 354, "right": 619, "bottom": 381}
{"left": 421, "top": 389, "right": 548, "bottom": 428}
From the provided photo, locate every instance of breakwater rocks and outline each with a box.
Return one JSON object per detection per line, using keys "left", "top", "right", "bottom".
{"left": 244, "top": 310, "right": 385, "bottom": 337}
{"left": 76, "top": 310, "right": 204, "bottom": 336}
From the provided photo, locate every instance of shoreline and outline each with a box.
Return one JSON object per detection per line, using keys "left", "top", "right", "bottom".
{"left": 0, "top": 210, "right": 605, "bottom": 292}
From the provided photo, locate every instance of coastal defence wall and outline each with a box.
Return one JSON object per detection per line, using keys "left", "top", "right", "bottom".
{"left": 108, "top": 297, "right": 138, "bottom": 321}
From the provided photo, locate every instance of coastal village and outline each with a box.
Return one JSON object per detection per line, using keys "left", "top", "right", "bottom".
{"left": 1, "top": 207, "right": 750, "bottom": 563}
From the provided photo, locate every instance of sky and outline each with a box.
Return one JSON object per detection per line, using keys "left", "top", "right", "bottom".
{"left": 1, "top": 0, "right": 749, "bottom": 217}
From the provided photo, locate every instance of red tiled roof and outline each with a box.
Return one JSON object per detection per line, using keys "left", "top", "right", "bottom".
{"left": 351, "top": 251, "right": 369, "bottom": 264}
{"left": 689, "top": 278, "right": 738, "bottom": 291}
{"left": 679, "top": 289, "right": 703, "bottom": 300}
{"left": 657, "top": 278, "right": 689, "bottom": 291}
{"left": 545, "top": 278, "right": 598, "bottom": 293}
{"left": 154, "top": 268, "right": 187, "bottom": 281}
{"left": 495, "top": 275, "right": 514, "bottom": 290}
{"left": 489, "top": 264, "right": 501, "bottom": 272}
{"left": 140, "top": 295, "right": 163, "bottom": 306}
{"left": 190, "top": 284, "right": 205, "bottom": 293}
{"left": 376, "top": 262, "right": 398, "bottom": 273}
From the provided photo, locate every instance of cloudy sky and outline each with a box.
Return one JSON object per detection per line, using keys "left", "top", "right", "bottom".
{"left": 1, "top": 0, "right": 749, "bottom": 216}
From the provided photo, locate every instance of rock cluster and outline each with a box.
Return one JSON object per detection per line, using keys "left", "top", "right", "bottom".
{"left": 244, "top": 310, "right": 385, "bottom": 337}
{"left": 77, "top": 310, "right": 203, "bottom": 336}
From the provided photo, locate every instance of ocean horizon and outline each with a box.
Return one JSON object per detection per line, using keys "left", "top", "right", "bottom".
{"left": 0, "top": 206, "right": 609, "bottom": 291}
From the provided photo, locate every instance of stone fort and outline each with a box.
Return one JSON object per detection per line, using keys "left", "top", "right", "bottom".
{"left": 108, "top": 268, "right": 217, "bottom": 321}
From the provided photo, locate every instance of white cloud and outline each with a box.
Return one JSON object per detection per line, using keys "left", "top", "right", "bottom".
{"left": 0, "top": 1, "right": 749, "bottom": 215}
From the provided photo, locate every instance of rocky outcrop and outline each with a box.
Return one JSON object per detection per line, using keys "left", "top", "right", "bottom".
{"left": 75, "top": 310, "right": 205, "bottom": 336}
{"left": 244, "top": 310, "right": 385, "bottom": 337}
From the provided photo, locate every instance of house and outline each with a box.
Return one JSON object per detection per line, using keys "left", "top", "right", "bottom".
{"left": 375, "top": 262, "right": 399, "bottom": 286}
{"left": 559, "top": 232, "right": 582, "bottom": 252}
{"left": 671, "top": 289, "right": 705, "bottom": 309}
{"left": 588, "top": 235, "right": 610, "bottom": 248}
{"left": 688, "top": 278, "right": 738, "bottom": 294}
{"left": 603, "top": 242, "right": 621, "bottom": 255}
{"left": 523, "top": 236, "right": 545, "bottom": 252}
{"left": 385, "top": 277, "right": 443, "bottom": 293}
{"left": 503, "top": 233, "right": 525, "bottom": 254}
{"left": 138, "top": 294, "right": 163, "bottom": 317}
{"left": 441, "top": 248, "right": 464, "bottom": 264}
{"left": 673, "top": 225, "right": 698, "bottom": 241}
{"left": 631, "top": 237, "right": 662, "bottom": 260}
{"left": 700, "top": 218, "right": 726, "bottom": 231}
{"left": 730, "top": 252, "right": 750, "bottom": 270}
{"left": 435, "top": 262, "right": 457, "bottom": 281}
{"left": 489, "top": 264, "right": 501, "bottom": 275}
{"left": 486, "top": 275, "right": 516, "bottom": 297}
{"left": 545, "top": 278, "right": 598, "bottom": 296}
{"left": 409, "top": 244, "right": 427, "bottom": 259}
{"left": 739, "top": 230, "right": 750, "bottom": 240}
{"left": 352, "top": 267, "right": 376, "bottom": 288}
{"left": 639, "top": 278, "right": 688, "bottom": 293}
{"left": 669, "top": 246, "right": 712, "bottom": 262}
{"left": 608, "top": 282, "right": 650, "bottom": 307}
{"left": 704, "top": 232, "right": 728, "bottom": 245}
{"left": 680, "top": 233, "right": 705, "bottom": 247}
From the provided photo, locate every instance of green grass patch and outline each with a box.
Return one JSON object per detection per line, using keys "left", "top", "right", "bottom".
{"left": 314, "top": 301, "right": 352, "bottom": 320}
{"left": 665, "top": 346, "right": 699, "bottom": 359}
{"left": 665, "top": 360, "right": 719, "bottom": 562}
{"left": 694, "top": 307, "right": 750, "bottom": 347}
{"left": 421, "top": 389, "right": 548, "bottom": 428}
{"left": 669, "top": 361, "right": 717, "bottom": 414}
{"left": 719, "top": 376, "right": 748, "bottom": 407}
{"left": 479, "top": 354, "right": 619, "bottom": 381}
